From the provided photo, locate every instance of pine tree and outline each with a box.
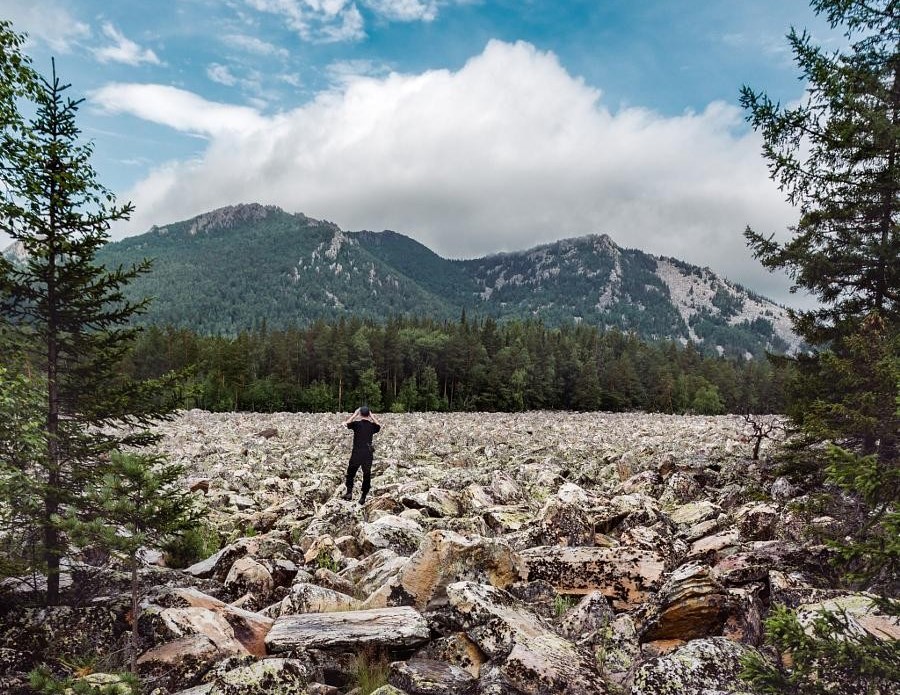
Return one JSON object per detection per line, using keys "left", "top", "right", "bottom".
{"left": 62, "top": 452, "right": 197, "bottom": 670}
{"left": 0, "top": 60, "right": 178, "bottom": 605}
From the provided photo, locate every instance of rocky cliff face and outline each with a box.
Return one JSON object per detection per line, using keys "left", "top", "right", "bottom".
{"left": 2, "top": 411, "right": 894, "bottom": 694}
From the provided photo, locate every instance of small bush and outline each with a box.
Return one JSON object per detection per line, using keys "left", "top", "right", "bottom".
{"left": 29, "top": 665, "right": 140, "bottom": 694}
{"left": 162, "top": 523, "right": 220, "bottom": 569}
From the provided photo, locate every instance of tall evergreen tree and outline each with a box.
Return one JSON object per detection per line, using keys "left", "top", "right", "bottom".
{"left": 740, "top": 0, "right": 899, "bottom": 464}
{"left": 739, "top": 0, "right": 899, "bottom": 689}
{"left": 0, "top": 61, "right": 176, "bottom": 605}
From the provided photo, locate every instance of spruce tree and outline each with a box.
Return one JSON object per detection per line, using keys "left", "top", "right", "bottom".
{"left": 740, "top": 0, "right": 898, "bottom": 554}
{"left": 739, "top": 0, "right": 899, "bottom": 689}
{"left": 0, "top": 60, "right": 177, "bottom": 605}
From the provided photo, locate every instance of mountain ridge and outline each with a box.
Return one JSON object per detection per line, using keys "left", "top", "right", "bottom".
{"left": 5, "top": 203, "right": 800, "bottom": 357}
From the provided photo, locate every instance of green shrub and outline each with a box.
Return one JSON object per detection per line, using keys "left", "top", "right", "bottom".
{"left": 162, "top": 523, "right": 220, "bottom": 569}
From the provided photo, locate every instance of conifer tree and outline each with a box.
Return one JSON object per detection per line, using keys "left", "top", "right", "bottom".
{"left": 739, "top": 0, "right": 899, "bottom": 689}
{"left": 740, "top": 0, "right": 898, "bottom": 556}
{"left": 0, "top": 60, "right": 178, "bottom": 605}
{"left": 63, "top": 452, "right": 197, "bottom": 670}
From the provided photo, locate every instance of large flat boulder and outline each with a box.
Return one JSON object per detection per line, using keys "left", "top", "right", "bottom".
{"left": 520, "top": 546, "right": 665, "bottom": 610}
{"left": 265, "top": 606, "right": 430, "bottom": 652}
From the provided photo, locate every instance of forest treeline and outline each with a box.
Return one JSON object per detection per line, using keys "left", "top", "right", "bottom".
{"left": 121, "top": 316, "right": 792, "bottom": 414}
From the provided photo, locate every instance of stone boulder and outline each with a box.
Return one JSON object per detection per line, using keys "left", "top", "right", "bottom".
{"left": 535, "top": 497, "right": 594, "bottom": 546}
{"left": 139, "top": 587, "right": 273, "bottom": 657}
{"left": 413, "top": 633, "right": 486, "bottom": 678}
{"left": 639, "top": 562, "right": 730, "bottom": 642}
{"left": 446, "top": 581, "right": 607, "bottom": 694}
{"left": 734, "top": 502, "right": 779, "bottom": 541}
{"left": 136, "top": 634, "right": 228, "bottom": 691}
{"left": 278, "top": 582, "right": 359, "bottom": 615}
{"left": 223, "top": 557, "right": 274, "bottom": 606}
{"left": 359, "top": 515, "right": 426, "bottom": 556}
{"left": 383, "top": 530, "right": 523, "bottom": 610}
{"left": 204, "top": 657, "right": 313, "bottom": 695}
{"left": 630, "top": 637, "right": 761, "bottom": 695}
{"left": 388, "top": 658, "right": 476, "bottom": 695}
{"left": 796, "top": 594, "right": 900, "bottom": 641}
{"left": 265, "top": 606, "right": 430, "bottom": 653}
{"left": 520, "top": 546, "right": 665, "bottom": 610}
{"left": 559, "top": 590, "right": 615, "bottom": 644}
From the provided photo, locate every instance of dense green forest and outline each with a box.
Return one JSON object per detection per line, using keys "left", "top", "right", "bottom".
{"left": 121, "top": 316, "right": 792, "bottom": 414}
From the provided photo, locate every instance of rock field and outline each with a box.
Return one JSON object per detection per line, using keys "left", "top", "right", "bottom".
{"left": 2, "top": 410, "right": 897, "bottom": 694}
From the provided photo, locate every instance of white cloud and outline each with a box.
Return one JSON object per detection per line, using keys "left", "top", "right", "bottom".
{"left": 99, "top": 40, "right": 800, "bottom": 304}
{"left": 90, "top": 83, "right": 267, "bottom": 137}
{"left": 245, "top": 0, "right": 366, "bottom": 42}
{"left": 222, "top": 33, "right": 290, "bottom": 58}
{"left": 207, "top": 63, "right": 239, "bottom": 86}
{"left": 362, "top": 0, "right": 439, "bottom": 22}
{"left": 93, "top": 23, "right": 161, "bottom": 66}
{"left": 3, "top": 0, "right": 90, "bottom": 52}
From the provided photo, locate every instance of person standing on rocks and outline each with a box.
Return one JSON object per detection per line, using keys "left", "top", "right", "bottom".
{"left": 342, "top": 406, "right": 382, "bottom": 504}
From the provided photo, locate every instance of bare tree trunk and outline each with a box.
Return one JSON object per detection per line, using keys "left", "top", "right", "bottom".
{"left": 131, "top": 555, "right": 139, "bottom": 672}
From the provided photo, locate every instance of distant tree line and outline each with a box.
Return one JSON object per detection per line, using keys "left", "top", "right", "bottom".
{"left": 121, "top": 316, "right": 793, "bottom": 414}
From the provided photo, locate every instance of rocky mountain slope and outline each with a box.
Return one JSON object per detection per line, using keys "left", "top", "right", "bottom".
{"left": 2, "top": 411, "right": 894, "bottom": 694}
{"left": 79, "top": 203, "right": 798, "bottom": 356}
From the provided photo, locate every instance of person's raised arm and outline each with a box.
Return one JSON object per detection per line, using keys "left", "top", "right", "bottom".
{"left": 343, "top": 408, "right": 360, "bottom": 427}
{"left": 368, "top": 411, "right": 383, "bottom": 427}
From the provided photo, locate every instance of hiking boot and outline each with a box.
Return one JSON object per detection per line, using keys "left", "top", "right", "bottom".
{"left": 342, "top": 490, "right": 352, "bottom": 501}
{"left": 358, "top": 494, "right": 368, "bottom": 505}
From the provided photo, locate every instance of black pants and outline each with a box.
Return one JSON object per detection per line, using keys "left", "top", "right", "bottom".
{"left": 345, "top": 449, "right": 373, "bottom": 497}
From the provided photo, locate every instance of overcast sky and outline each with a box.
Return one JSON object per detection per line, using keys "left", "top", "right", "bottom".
{"left": 4, "top": 0, "right": 840, "bottom": 307}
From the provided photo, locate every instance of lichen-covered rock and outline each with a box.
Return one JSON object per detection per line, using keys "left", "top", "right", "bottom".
{"left": 0, "top": 600, "right": 130, "bottom": 664}
{"left": 136, "top": 634, "right": 227, "bottom": 691}
{"left": 630, "top": 637, "right": 761, "bottom": 695}
{"left": 445, "top": 581, "right": 607, "bottom": 694}
{"left": 536, "top": 497, "right": 594, "bottom": 546}
{"left": 559, "top": 590, "right": 615, "bottom": 644}
{"left": 223, "top": 557, "right": 273, "bottom": 604}
{"left": 186, "top": 538, "right": 259, "bottom": 581}
{"left": 278, "top": 582, "right": 359, "bottom": 615}
{"left": 733, "top": 502, "right": 778, "bottom": 541}
{"left": 520, "top": 546, "right": 665, "bottom": 609}
{"left": 388, "top": 658, "right": 476, "bottom": 695}
{"left": 265, "top": 606, "right": 430, "bottom": 652}
{"left": 205, "top": 657, "right": 312, "bottom": 695}
{"left": 600, "top": 614, "right": 640, "bottom": 686}
{"left": 796, "top": 593, "right": 900, "bottom": 641}
{"left": 388, "top": 530, "right": 523, "bottom": 610}
{"left": 669, "top": 500, "right": 721, "bottom": 527}
{"left": 359, "top": 515, "right": 426, "bottom": 556}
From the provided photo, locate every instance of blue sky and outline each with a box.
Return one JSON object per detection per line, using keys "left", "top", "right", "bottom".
{"left": 4, "top": 0, "right": 838, "bottom": 304}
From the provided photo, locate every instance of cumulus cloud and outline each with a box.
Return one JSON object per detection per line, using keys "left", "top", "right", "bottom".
{"left": 95, "top": 40, "right": 800, "bottom": 304}
{"left": 93, "top": 23, "right": 161, "bottom": 66}
{"left": 4, "top": 0, "right": 90, "bottom": 52}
